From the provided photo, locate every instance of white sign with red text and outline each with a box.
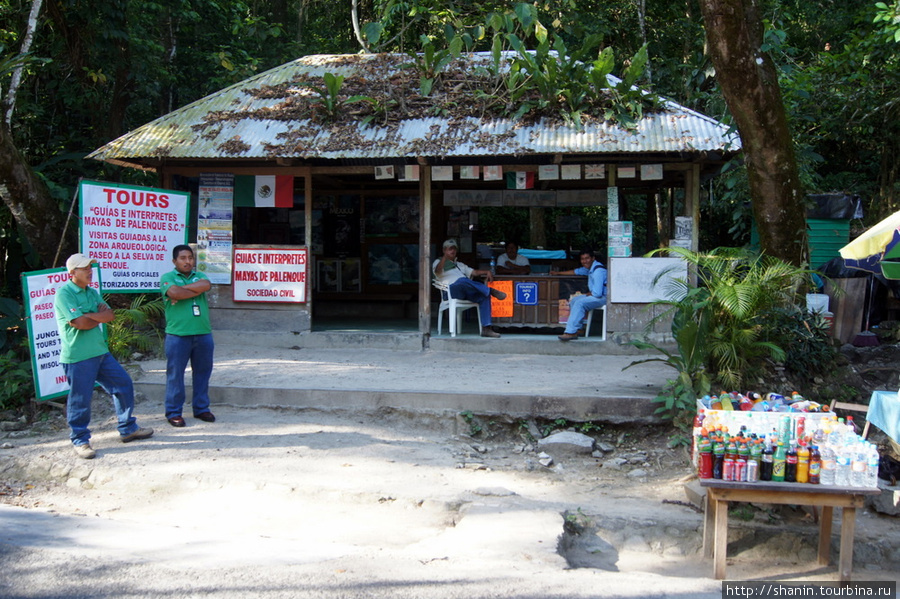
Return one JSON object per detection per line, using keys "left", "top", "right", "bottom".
{"left": 79, "top": 180, "right": 189, "bottom": 293}
{"left": 232, "top": 246, "right": 308, "bottom": 303}
{"left": 22, "top": 266, "right": 101, "bottom": 401}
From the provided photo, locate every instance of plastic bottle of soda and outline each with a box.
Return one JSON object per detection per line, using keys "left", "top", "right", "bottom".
{"left": 785, "top": 441, "right": 798, "bottom": 482}
{"left": 748, "top": 439, "right": 762, "bottom": 482}
{"left": 712, "top": 437, "right": 725, "bottom": 479}
{"left": 737, "top": 440, "right": 750, "bottom": 482}
{"left": 809, "top": 445, "right": 821, "bottom": 484}
{"left": 723, "top": 440, "right": 737, "bottom": 481}
{"left": 760, "top": 440, "right": 774, "bottom": 481}
{"left": 772, "top": 441, "right": 787, "bottom": 482}
{"left": 692, "top": 409, "right": 706, "bottom": 467}
{"left": 796, "top": 441, "right": 810, "bottom": 483}
{"left": 846, "top": 416, "right": 859, "bottom": 436}
{"left": 698, "top": 430, "right": 713, "bottom": 478}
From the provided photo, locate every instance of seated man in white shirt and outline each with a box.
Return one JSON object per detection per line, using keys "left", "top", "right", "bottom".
{"left": 433, "top": 239, "right": 507, "bottom": 338}
{"left": 496, "top": 241, "right": 531, "bottom": 275}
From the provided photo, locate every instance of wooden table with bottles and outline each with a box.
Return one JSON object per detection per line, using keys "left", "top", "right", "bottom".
{"left": 699, "top": 480, "right": 880, "bottom": 582}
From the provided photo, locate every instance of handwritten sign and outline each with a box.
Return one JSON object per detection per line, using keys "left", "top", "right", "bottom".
{"left": 489, "top": 281, "right": 513, "bottom": 317}
{"left": 79, "top": 180, "right": 189, "bottom": 292}
{"left": 232, "top": 246, "right": 308, "bottom": 303}
{"left": 22, "top": 266, "right": 101, "bottom": 400}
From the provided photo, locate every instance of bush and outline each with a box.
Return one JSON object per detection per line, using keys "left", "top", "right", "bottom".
{"left": 104, "top": 294, "right": 165, "bottom": 361}
{"left": 0, "top": 348, "right": 33, "bottom": 411}
{"left": 761, "top": 306, "right": 838, "bottom": 380}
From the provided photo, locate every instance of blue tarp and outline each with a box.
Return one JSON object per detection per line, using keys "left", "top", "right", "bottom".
{"left": 518, "top": 248, "right": 567, "bottom": 259}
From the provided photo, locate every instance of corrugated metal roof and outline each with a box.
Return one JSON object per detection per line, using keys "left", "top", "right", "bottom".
{"left": 88, "top": 53, "right": 741, "bottom": 166}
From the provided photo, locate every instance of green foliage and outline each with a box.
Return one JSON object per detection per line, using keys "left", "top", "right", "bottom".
{"left": 626, "top": 247, "right": 816, "bottom": 427}
{"left": 761, "top": 306, "right": 839, "bottom": 379}
{"left": 0, "top": 348, "right": 32, "bottom": 411}
{"left": 625, "top": 286, "right": 713, "bottom": 430}
{"left": 459, "top": 410, "right": 482, "bottom": 436}
{"left": 0, "top": 297, "right": 24, "bottom": 352}
{"left": 104, "top": 294, "right": 164, "bottom": 362}
{"left": 874, "top": 1, "right": 900, "bottom": 43}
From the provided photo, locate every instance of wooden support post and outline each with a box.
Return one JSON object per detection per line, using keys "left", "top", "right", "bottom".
{"left": 419, "top": 164, "right": 432, "bottom": 335}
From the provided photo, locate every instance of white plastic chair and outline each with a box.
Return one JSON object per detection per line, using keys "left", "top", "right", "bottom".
{"left": 584, "top": 304, "right": 608, "bottom": 341}
{"left": 433, "top": 280, "right": 481, "bottom": 337}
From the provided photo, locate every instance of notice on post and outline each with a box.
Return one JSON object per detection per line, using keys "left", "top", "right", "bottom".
{"left": 22, "top": 266, "right": 101, "bottom": 401}
{"left": 79, "top": 180, "right": 189, "bottom": 293}
{"left": 232, "top": 246, "right": 308, "bottom": 303}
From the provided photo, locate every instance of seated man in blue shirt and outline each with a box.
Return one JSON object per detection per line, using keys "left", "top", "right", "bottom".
{"left": 555, "top": 248, "right": 607, "bottom": 341}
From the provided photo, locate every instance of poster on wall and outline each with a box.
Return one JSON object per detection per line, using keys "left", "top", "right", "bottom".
{"left": 21, "top": 266, "right": 102, "bottom": 401}
{"left": 79, "top": 180, "right": 189, "bottom": 292}
{"left": 197, "top": 173, "right": 236, "bottom": 284}
{"left": 232, "top": 246, "right": 308, "bottom": 303}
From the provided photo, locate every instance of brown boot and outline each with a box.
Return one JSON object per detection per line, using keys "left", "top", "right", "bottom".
{"left": 489, "top": 288, "right": 507, "bottom": 301}
{"left": 481, "top": 326, "right": 501, "bottom": 338}
{"left": 558, "top": 332, "right": 578, "bottom": 341}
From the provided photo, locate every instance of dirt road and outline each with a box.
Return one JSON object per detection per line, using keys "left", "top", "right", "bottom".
{"left": 2, "top": 394, "right": 899, "bottom": 598}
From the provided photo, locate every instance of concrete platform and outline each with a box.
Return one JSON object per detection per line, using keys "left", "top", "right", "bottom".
{"left": 134, "top": 329, "right": 675, "bottom": 424}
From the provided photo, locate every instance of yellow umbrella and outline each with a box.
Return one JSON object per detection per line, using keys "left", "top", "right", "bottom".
{"left": 839, "top": 209, "right": 900, "bottom": 279}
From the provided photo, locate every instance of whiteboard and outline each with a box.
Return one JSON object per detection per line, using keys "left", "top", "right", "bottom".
{"left": 609, "top": 257, "right": 687, "bottom": 303}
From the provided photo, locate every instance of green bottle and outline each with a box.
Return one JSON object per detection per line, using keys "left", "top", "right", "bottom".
{"left": 772, "top": 441, "right": 787, "bottom": 482}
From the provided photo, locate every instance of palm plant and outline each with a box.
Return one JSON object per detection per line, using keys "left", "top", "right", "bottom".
{"left": 626, "top": 247, "right": 818, "bottom": 427}
{"left": 104, "top": 294, "right": 165, "bottom": 361}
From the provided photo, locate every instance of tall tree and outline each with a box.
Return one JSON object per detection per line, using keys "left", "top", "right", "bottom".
{"left": 697, "top": 0, "right": 808, "bottom": 265}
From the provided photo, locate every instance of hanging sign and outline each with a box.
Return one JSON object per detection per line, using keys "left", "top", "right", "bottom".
{"left": 232, "top": 246, "right": 308, "bottom": 303}
{"left": 78, "top": 180, "right": 189, "bottom": 293}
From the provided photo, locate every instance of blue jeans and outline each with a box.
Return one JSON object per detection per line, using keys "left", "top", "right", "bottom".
{"left": 63, "top": 353, "right": 138, "bottom": 445}
{"left": 165, "top": 333, "right": 214, "bottom": 418}
{"left": 449, "top": 278, "right": 492, "bottom": 326}
{"left": 565, "top": 295, "right": 607, "bottom": 334}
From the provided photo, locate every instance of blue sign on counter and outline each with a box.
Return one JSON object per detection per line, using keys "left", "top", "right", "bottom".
{"left": 515, "top": 282, "right": 538, "bottom": 305}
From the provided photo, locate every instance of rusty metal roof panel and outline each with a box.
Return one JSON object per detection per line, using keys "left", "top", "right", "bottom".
{"left": 88, "top": 53, "right": 741, "bottom": 165}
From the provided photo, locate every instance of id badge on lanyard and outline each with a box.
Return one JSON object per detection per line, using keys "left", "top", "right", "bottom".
{"left": 192, "top": 302, "right": 200, "bottom": 317}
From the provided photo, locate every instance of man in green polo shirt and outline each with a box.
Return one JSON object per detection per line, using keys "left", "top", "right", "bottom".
{"left": 54, "top": 253, "right": 154, "bottom": 459}
{"left": 160, "top": 245, "right": 215, "bottom": 427}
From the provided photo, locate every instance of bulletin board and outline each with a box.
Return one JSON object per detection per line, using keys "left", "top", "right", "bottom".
{"left": 608, "top": 257, "right": 687, "bottom": 303}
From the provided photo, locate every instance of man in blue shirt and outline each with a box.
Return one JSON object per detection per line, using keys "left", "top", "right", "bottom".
{"left": 555, "top": 248, "right": 607, "bottom": 341}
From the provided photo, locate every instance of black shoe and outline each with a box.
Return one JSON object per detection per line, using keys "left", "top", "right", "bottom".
{"left": 489, "top": 288, "right": 507, "bottom": 301}
{"left": 194, "top": 412, "right": 216, "bottom": 423}
{"left": 121, "top": 427, "right": 154, "bottom": 443}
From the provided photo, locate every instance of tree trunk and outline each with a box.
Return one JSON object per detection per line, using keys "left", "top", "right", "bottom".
{"left": 698, "top": 0, "right": 808, "bottom": 266}
{"left": 5, "top": 0, "right": 44, "bottom": 125}
{"left": 0, "top": 120, "right": 77, "bottom": 267}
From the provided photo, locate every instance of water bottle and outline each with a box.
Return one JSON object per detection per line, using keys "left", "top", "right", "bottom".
{"left": 490, "top": 255, "right": 496, "bottom": 274}
{"left": 834, "top": 443, "right": 852, "bottom": 487}
{"left": 866, "top": 444, "right": 880, "bottom": 488}
{"left": 850, "top": 442, "right": 867, "bottom": 488}
{"left": 820, "top": 444, "right": 836, "bottom": 486}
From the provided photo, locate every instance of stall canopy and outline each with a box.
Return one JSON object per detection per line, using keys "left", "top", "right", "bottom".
{"left": 87, "top": 52, "right": 740, "bottom": 176}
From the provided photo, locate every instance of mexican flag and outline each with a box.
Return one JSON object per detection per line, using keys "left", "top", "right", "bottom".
{"left": 505, "top": 171, "right": 535, "bottom": 189}
{"left": 234, "top": 175, "right": 294, "bottom": 208}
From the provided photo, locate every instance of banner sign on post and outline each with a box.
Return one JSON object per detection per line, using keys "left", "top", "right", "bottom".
{"left": 232, "top": 246, "right": 308, "bottom": 303}
{"left": 22, "top": 266, "right": 101, "bottom": 401}
{"left": 79, "top": 180, "right": 190, "bottom": 293}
